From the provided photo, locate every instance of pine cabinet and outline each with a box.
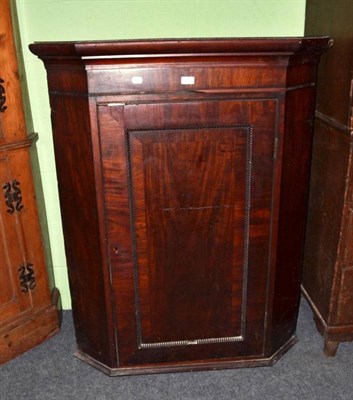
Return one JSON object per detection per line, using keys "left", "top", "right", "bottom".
{"left": 0, "top": 0, "right": 60, "bottom": 364}
{"left": 30, "top": 37, "right": 330, "bottom": 375}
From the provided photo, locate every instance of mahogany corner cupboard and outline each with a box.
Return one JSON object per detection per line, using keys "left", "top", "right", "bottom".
{"left": 30, "top": 37, "right": 331, "bottom": 376}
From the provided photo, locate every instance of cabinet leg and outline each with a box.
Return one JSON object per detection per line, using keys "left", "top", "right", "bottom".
{"left": 323, "top": 340, "right": 339, "bottom": 357}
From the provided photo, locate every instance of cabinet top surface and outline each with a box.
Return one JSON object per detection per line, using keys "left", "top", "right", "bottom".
{"left": 30, "top": 37, "right": 332, "bottom": 60}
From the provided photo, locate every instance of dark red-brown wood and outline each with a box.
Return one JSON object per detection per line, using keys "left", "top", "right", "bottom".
{"left": 30, "top": 37, "right": 331, "bottom": 375}
{"left": 302, "top": 0, "right": 353, "bottom": 356}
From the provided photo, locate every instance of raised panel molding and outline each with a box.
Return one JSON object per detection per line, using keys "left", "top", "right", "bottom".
{"left": 128, "top": 124, "right": 253, "bottom": 348}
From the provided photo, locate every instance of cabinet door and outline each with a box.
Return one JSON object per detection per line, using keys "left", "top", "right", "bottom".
{"left": 99, "top": 99, "right": 278, "bottom": 366}
{"left": 0, "top": 154, "right": 32, "bottom": 325}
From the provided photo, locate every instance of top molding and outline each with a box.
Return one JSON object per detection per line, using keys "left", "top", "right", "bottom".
{"left": 30, "top": 37, "right": 333, "bottom": 60}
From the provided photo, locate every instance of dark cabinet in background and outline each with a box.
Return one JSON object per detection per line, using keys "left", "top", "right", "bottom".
{"left": 30, "top": 37, "right": 330, "bottom": 375}
{"left": 302, "top": 0, "right": 353, "bottom": 356}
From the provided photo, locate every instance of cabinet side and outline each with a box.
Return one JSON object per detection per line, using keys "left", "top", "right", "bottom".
{"left": 46, "top": 66, "right": 117, "bottom": 367}
{"left": 302, "top": 122, "right": 349, "bottom": 321}
{"left": 272, "top": 63, "right": 319, "bottom": 349}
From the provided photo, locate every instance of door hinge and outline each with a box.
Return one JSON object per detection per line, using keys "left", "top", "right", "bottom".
{"left": 0, "top": 78, "right": 7, "bottom": 113}
{"left": 3, "top": 180, "right": 24, "bottom": 214}
{"left": 18, "top": 263, "right": 36, "bottom": 293}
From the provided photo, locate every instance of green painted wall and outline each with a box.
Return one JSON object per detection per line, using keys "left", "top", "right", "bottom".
{"left": 16, "top": 0, "right": 306, "bottom": 309}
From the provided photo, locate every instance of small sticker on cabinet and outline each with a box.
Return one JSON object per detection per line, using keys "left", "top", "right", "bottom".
{"left": 131, "top": 76, "right": 143, "bottom": 84}
{"left": 181, "top": 76, "right": 195, "bottom": 85}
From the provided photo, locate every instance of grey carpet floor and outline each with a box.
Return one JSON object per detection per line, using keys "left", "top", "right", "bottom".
{"left": 1, "top": 297, "right": 352, "bottom": 400}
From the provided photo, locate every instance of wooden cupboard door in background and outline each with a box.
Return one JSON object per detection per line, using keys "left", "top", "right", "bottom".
{"left": 99, "top": 99, "right": 279, "bottom": 366}
{"left": 0, "top": 146, "right": 60, "bottom": 364}
{"left": 0, "top": 0, "right": 60, "bottom": 365}
{"left": 0, "top": 153, "right": 32, "bottom": 324}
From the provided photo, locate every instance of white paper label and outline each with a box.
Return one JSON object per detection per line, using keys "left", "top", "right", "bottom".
{"left": 181, "top": 76, "right": 195, "bottom": 85}
{"left": 131, "top": 76, "right": 143, "bottom": 84}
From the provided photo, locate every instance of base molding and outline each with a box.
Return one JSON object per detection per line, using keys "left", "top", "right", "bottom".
{"left": 74, "top": 335, "right": 298, "bottom": 377}
{"left": 0, "top": 288, "right": 61, "bottom": 365}
{"left": 301, "top": 285, "right": 353, "bottom": 356}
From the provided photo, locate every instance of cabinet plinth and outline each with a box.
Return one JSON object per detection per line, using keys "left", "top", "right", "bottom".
{"left": 30, "top": 37, "right": 331, "bottom": 375}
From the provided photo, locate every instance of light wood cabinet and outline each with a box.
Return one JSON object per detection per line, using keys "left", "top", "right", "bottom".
{"left": 0, "top": 0, "right": 60, "bottom": 364}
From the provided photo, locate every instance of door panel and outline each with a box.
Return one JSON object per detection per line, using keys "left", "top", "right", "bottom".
{"left": 0, "top": 156, "right": 32, "bottom": 324}
{"left": 99, "top": 99, "right": 278, "bottom": 365}
{"left": 129, "top": 126, "right": 248, "bottom": 345}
